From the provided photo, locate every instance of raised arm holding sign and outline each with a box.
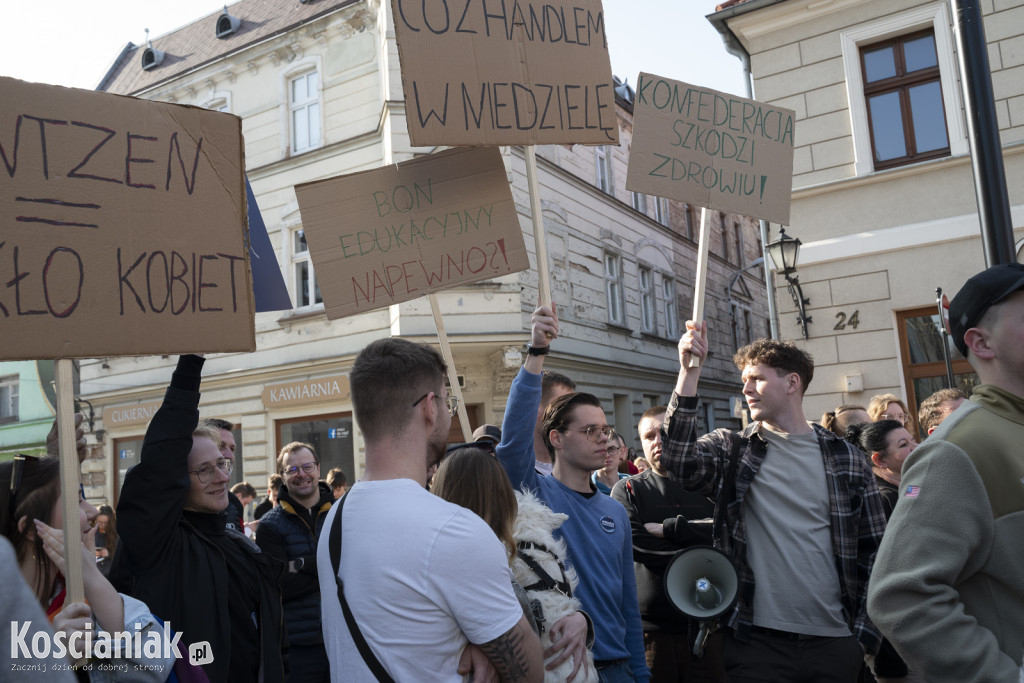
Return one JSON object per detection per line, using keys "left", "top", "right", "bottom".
{"left": 625, "top": 73, "right": 796, "bottom": 353}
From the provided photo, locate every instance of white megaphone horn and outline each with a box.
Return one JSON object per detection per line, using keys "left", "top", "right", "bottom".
{"left": 663, "top": 546, "right": 738, "bottom": 657}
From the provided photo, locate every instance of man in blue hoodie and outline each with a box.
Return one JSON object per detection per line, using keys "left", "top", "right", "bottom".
{"left": 496, "top": 303, "right": 650, "bottom": 683}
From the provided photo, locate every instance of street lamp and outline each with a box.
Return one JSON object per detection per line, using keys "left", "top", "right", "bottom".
{"left": 765, "top": 228, "right": 811, "bottom": 339}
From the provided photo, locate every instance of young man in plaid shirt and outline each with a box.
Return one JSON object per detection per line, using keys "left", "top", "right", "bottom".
{"left": 659, "top": 322, "right": 887, "bottom": 683}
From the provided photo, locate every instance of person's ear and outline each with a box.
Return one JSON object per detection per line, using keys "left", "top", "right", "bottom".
{"left": 548, "top": 429, "right": 563, "bottom": 452}
{"left": 787, "top": 372, "right": 801, "bottom": 394}
{"left": 17, "top": 515, "right": 34, "bottom": 539}
{"left": 870, "top": 452, "right": 884, "bottom": 468}
{"left": 964, "top": 327, "right": 996, "bottom": 360}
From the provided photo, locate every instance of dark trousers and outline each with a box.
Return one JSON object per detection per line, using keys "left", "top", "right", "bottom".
{"left": 724, "top": 628, "right": 863, "bottom": 683}
{"left": 645, "top": 629, "right": 725, "bottom": 683}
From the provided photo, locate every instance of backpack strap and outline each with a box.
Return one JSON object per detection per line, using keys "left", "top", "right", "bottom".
{"left": 329, "top": 493, "right": 395, "bottom": 683}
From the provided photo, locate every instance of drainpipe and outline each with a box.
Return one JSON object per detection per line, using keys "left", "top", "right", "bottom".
{"left": 717, "top": 29, "right": 780, "bottom": 339}
{"left": 951, "top": 0, "right": 1015, "bottom": 266}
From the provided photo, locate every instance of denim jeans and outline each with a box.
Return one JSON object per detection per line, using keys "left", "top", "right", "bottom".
{"left": 597, "top": 658, "right": 636, "bottom": 683}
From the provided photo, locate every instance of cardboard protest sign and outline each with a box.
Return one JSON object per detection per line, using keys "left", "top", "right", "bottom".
{"left": 0, "top": 77, "right": 254, "bottom": 359}
{"left": 390, "top": 0, "right": 619, "bottom": 147}
{"left": 626, "top": 73, "right": 796, "bottom": 225}
{"left": 294, "top": 146, "right": 529, "bottom": 319}
{"left": 245, "top": 176, "right": 292, "bottom": 313}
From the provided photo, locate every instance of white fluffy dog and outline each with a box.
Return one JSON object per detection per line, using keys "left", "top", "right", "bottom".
{"left": 512, "top": 489, "right": 598, "bottom": 683}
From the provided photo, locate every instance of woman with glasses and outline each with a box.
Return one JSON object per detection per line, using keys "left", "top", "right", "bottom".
{"left": 1, "top": 454, "right": 174, "bottom": 680}
{"left": 868, "top": 394, "right": 915, "bottom": 435}
{"left": 114, "top": 355, "right": 286, "bottom": 683}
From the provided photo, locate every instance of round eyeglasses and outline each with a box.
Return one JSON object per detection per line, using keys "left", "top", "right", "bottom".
{"left": 188, "top": 458, "right": 233, "bottom": 484}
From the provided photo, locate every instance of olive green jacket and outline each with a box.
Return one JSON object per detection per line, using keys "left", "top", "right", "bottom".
{"left": 868, "top": 384, "right": 1024, "bottom": 683}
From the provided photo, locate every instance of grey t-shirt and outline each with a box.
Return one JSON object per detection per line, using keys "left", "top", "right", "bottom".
{"left": 745, "top": 424, "right": 850, "bottom": 637}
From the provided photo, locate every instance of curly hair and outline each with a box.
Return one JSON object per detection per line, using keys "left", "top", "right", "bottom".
{"left": 733, "top": 339, "right": 814, "bottom": 393}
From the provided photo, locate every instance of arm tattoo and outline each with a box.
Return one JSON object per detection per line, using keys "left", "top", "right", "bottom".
{"left": 478, "top": 625, "right": 531, "bottom": 681}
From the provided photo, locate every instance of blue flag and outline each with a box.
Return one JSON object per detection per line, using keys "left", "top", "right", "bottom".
{"left": 246, "top": 176, "right": 292, "bottom": 313}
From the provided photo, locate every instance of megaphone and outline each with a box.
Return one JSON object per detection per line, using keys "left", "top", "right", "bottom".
{"left": 664, "top": 546, "right": 738, "bottom": 657}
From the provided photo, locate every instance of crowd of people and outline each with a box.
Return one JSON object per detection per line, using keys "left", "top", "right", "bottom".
{"left": 2, "top": 263, "right": 1022, "bottom": 683}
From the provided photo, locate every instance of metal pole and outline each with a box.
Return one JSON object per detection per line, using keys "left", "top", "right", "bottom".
{"left": 716, "top": 26, "right": 780, "bottom": 338}
{"left": 937, "top": 288, "right": 955, "bottom": 388}
{"left": 744, "top": 59, "right": 780, "bottom": 338}
{"left": 951, "top": 0, "right": 1016, "bottom": 266}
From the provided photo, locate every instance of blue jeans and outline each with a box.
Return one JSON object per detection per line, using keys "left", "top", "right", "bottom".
{"left": 597, "top": 659, "right": 636, "bottom": 683}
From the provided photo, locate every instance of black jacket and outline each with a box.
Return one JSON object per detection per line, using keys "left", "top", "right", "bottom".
{"left": 254, "top": 497, "right": 275, "bottom": 520}
{"left": 255, "top": 481, "right": 334, "bottom": 648}
{"left": 115, "top": 355, "right": 286, "bottom": 683}
{"left": 611, "top": 469, "right": 714, "bottom": 632}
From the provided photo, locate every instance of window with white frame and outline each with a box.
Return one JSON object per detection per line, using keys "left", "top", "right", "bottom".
{"left": 639, "top": 266, "right": 655, "bottom": 333}
{"left": 604, "top": 251, "right": 625, "bottom": 325}
{"left": 0, "top": 376, "right": 18, "bottom": 423}
{"left": 662, "top": 277, "right": 679, "bottom": 338}
{"left": 290, "top": 70, "right": 322, "bottom": 154}
{"left": 655, "top": 197, "right": 670, "bottom": 227}
{"left": 841, "top": 3, "right": 967, "bottom": 175}
{"left": 292, "top": 229, "right": 322, "bottom": 309}
{"left": 631, "top": 191, "right": 648, "bottom": 214}
{"left": 595, "top": 146, "right": 613, "bottom": 195}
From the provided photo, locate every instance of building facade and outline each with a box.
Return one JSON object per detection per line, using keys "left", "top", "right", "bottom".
{"left": 0, "top": 360, "right": 56, "bottom": 459}
{"left": 711, "top": 0, "right": 1024, "bottom": 428}
{"left": 76, "top": 0, "right": 768, "bottom": 505}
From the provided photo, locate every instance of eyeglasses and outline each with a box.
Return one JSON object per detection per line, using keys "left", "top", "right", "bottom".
{"left": 284, "top": 462, "right": 319, "bottom": 477}
{"left": 881, "top": 413, "right": 908, "bottom": 425}
{"left": 606, "top": 445, "right": 621, "bottom": 455}
{"left": 569, "top": 425, "right": 614, "bottom": 442}
{"left": 8, "top": 454, "right": 40, "bottom": 525}
{"left": 412, "top": 392, "right": 460, "bottom": 417}
{"left": 188, "top": 458, "right": 232, "bottom": 484}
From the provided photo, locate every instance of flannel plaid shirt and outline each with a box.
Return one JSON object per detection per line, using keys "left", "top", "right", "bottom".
{"left": 661, "top": 393, "right": 887, "bottom": 654}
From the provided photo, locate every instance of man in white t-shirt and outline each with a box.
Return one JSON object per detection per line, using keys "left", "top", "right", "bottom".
{"left": 316, "top": 338, "right": 543, "bottom": 682}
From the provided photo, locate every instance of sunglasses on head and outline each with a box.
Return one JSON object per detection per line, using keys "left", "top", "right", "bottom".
{"left": 445, "top": 440, "right": 496, "bottom": 455}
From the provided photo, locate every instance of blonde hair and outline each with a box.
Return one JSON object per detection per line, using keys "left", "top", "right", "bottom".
{"left": 431, "top": 447, "right": 517, "bottom": 565}
{"left": 192, "top": 425, "right": 222, "bottom": 449}
{"left": 868, "top": 395, "right": 909, "bottom": 421}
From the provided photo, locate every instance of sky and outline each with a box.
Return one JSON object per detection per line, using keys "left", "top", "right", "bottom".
{"left": 0, "top": 0, "right": 747, "bottom": 95}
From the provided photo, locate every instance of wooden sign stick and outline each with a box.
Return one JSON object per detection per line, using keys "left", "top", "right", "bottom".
{"left": 689, "top": 207, "right": 712, "bottom": 368}
{"left": 525, "top": 146, "right": 552, "bottom": 307}
{"left": 428, "top": 294, "right": 472, "bottom": 442}
{"left": 56, "top": 359, "right": 85, "bottom": 605}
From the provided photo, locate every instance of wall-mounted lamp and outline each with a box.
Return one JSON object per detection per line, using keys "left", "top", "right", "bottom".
{"left": 765, "top": 227, "right": 812, "bottom": 339}
{"left": 74, "top": 397, "right": 96, "bottom": 433}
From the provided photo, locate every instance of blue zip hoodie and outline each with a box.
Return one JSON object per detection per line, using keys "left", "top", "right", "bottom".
{"left": 496, "top": 367, "right": 650, "bottom": 683}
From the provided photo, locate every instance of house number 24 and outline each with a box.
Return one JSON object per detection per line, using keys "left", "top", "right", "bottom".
{"left": 834, "top": 310, "right": 860, "bottom": 330}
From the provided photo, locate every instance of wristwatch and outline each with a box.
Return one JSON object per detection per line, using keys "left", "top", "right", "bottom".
{"left": 526, "top": 345, "right": 550, "bottom": 356}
